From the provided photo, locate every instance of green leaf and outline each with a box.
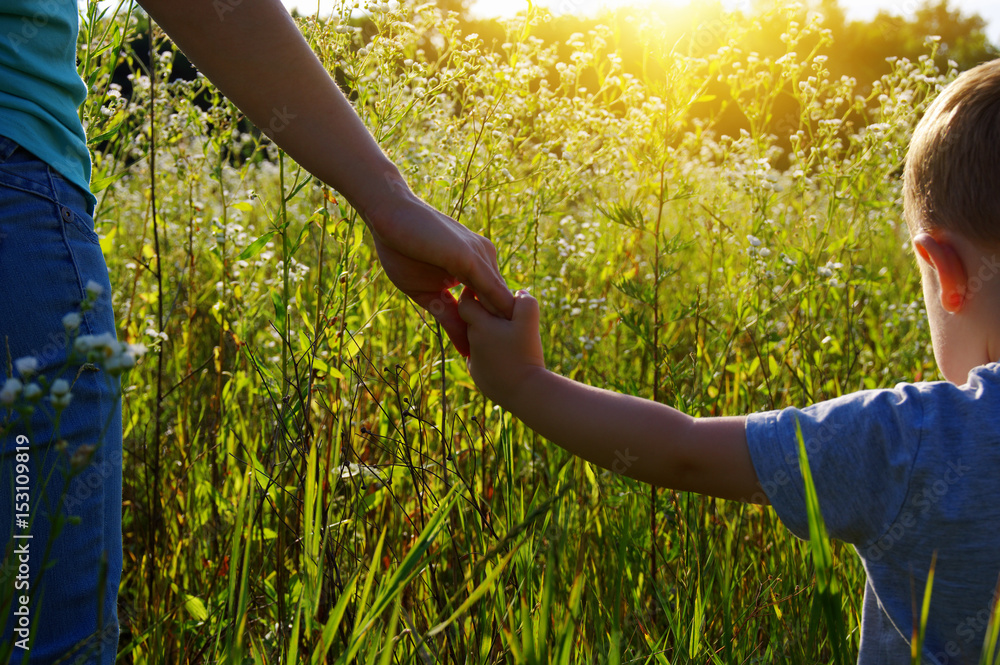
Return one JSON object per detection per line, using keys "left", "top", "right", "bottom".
{"left": 90, "top": 168, "right": 130, "bottom": 194}
{"left": 271, "top": 290, "right": 286, "bottom": 330}
{"left": 182, "top": 594, "right": 209, "bottom": 622}
{"left": 87, "top": 112, "right": 126, "bottom": 144}
{"left": 238, "top": 231, "right": 274, "bottom": 260}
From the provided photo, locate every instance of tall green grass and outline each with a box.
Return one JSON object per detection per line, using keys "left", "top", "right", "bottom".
{"left": 8, "top": 0, "right": 990, "bottom": 662}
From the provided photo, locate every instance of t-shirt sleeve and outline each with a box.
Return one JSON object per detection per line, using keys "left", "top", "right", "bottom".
{"left": 745, "top": 384, "right": 926, "bottom": 548}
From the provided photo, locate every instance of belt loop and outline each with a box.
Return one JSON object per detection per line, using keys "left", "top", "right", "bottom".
{"left": 0, "top": 134, "right": 20, "bottom": 162}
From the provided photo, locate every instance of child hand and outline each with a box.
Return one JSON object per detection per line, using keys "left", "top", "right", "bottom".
{"left": 457, "top": 288, "right": 546, "bottom": 404}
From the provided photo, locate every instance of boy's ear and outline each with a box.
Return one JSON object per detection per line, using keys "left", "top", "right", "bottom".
{"left": 912, "top": 232, "right": 968, "bottom": 313}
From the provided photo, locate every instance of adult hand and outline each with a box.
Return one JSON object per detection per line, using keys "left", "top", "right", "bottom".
{"left": 367, "top": 191, "right": 514, "bottom": 357}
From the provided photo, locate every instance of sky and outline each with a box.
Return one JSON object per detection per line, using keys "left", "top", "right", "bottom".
{"left": 283, "top": 0, "right": 1000, "bottom": 44}
{"left": 479, "top": 0, "right": 1000, "bottom": 44}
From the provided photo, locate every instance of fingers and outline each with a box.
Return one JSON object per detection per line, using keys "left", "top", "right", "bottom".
{"left": 457, "top": 238, "right": 515, "bottom": 320}
{"left": 457, "top": 286, "right": 492, "bottom": 326}
{"left": 412, "top": 289, "right": 470, "bottom": 356}
{"left": 438, "top": 305, "right": 471, "bottom": 357}
{"left": 474, "top": 269, "right": 515, "bottom": 320}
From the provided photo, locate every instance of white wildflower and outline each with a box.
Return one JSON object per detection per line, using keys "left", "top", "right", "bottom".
{"left": 747, "top": 235, "right": 762, "bottom": 247}
{"left": 50, "top": 379, "right": 71, "bottom": 398}
{"left": 1, "top": 378, "right": 23, "bottom": 405}
{"left": 62, "top": 312, "right": 82, "bottom": 332}
{"left": 51, "top": 392, "right": 73, "bottom": 410}
{"left": 22, "top": 383, "right": 42, "bottom": 401}
{"left": 75, "top": 332, "right": 118, "bottom": 360}
{"left": 85, "top": 280, "right": 104, "bottom": 299}
{"left": 14, "top": 357, "right": 39, "bottom": 378}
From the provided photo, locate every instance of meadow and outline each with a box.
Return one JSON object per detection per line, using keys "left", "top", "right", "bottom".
{"left": 4, "top": 0, "right": 985, "bottom": 661}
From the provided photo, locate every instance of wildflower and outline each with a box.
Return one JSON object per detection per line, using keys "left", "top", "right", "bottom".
{"left": 49, "top": 379, "right": 73, "bottom": 412}
{"left": 75, "top": 332, "right": 117, "bottom": 358}
{"left": 817, "top": 266, "right": 834, "bottom": 278}
{"left": 759, "top": 247, "right": 772, "bottom": 258}
{"left": 70, "top": 443, "right": 96, "bottom": 470}
{"left": 14, "top": 356, "right": 39, "bottom": 378}
{"left": 22, "top": 383, "right": 42, "bottom": 402}
{"left": 62, "top": 312, "right": 82, "bottom": 332}
{"left": 1, "top": 378, "right": 23, "bottom": 405}
{"left": 747, "top": 235, "right": 762, "bottom": 247}
{"left": 52, "top": 390, "right": 73, "bottom": 411}
{"left": 51, "top": 379, "right": 71, "bottom": 398}
{"left": 85, "top": 280, "right": 103, "bottom": 299}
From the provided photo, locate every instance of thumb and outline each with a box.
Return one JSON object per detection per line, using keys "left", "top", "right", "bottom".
{"left": 511, "top": 290, "right": 539, "bottom": 328}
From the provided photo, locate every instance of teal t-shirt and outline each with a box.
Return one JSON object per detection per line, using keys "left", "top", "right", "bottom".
{"left": 1, "top": 0, "right": 94, "bottom": 209}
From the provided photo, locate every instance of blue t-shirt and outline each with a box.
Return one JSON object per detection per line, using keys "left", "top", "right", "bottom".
{"left": 1, "top": 0, "right": 94, "bottom": 208}
{"left": 746, "top": 363, "right": 1000, "bottom": 664}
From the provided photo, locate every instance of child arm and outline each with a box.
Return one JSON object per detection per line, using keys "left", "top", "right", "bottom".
{"left": 458, "top": 290, "right": 766, "bottom": 504}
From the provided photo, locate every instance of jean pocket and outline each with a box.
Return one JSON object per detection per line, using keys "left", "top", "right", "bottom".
{"left": 50, "top": 173, "right": 101, "bottom": 247}
{"left": 58, "top": 200, "right": 102, "bottom": 247}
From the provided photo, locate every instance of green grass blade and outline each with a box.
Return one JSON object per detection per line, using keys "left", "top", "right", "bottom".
{"left": 796, "top": 418, "right": 846, "bottom": 665}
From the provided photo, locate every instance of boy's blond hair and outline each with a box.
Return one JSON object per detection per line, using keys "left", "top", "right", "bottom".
{"left": 904, "top": 58, "right": 1000, "bottom": 244}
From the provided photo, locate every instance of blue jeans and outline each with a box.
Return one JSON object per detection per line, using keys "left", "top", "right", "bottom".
{"left": 0, "top": 135, "right": 121, "bottom": 664}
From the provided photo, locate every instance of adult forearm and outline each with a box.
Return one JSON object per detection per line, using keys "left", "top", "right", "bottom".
{"left": 137, "top": 0, "right": 409, "bottom": 223}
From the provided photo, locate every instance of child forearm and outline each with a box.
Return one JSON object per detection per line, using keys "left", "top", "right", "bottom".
{"left": 500, "top": 368, "right": 764, "bottom": 503}
{"left": 459, "top": 291, "right": 763, "bottom": 502}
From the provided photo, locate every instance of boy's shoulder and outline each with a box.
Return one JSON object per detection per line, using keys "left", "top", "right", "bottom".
{"left": 801, "top": 360, "right": 1000, "bottom": 436}
{"left": 890, "top": 360, "right": 1000, "bottom": 439}
{"left": 745, "top": 361, "right": 1000, "bottom": 543}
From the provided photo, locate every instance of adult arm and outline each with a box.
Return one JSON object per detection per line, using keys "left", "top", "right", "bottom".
{"left": 458, "top": 290, "right": 766, "bottom": 503}
{"left": 135, "top": 0, "right": 514, "bottom": 355}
